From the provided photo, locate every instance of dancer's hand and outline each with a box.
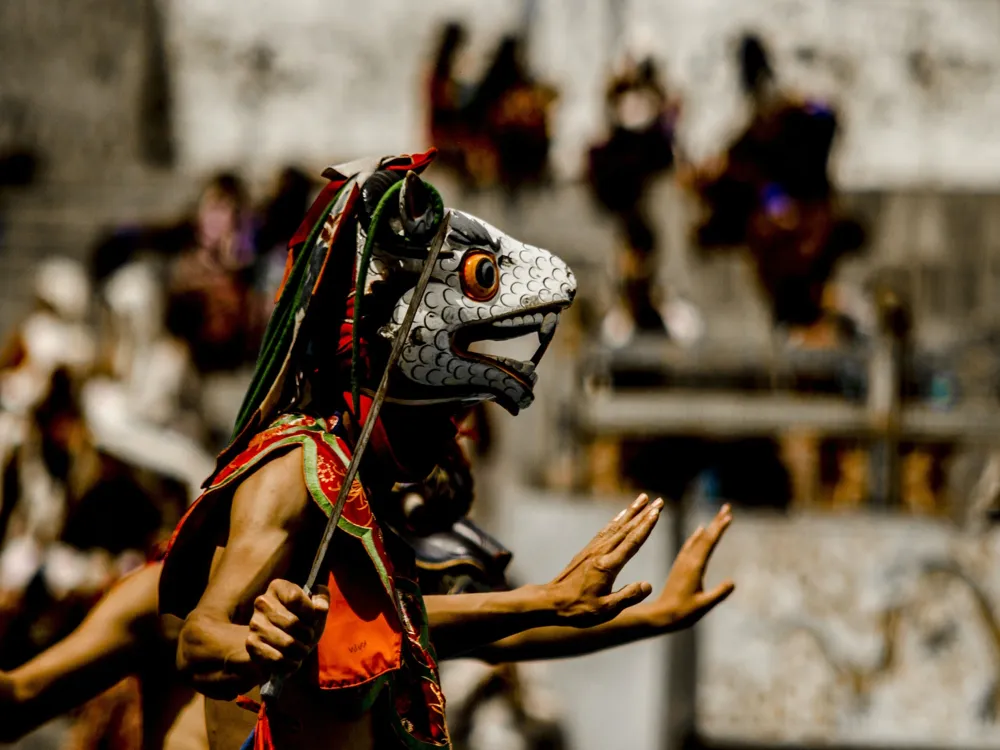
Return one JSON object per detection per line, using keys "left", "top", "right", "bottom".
{"left": 546, "top": 494, "right": 663, "bottom": 628}
{"left": 650, "top": 504, "right": 735, "bottom": 631}
{"left": 246, "top": 579, "right": 330, "bottom": 677}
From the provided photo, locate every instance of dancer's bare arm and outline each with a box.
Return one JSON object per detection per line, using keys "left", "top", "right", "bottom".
{"left": 426, "top": 495, "right": 665, "bottom": 659}
{"left": 177, "top": 451, "right": 669, "bottom": 692}
{"left": 467, "top": 505, "right": 735, "bottom": 663}
{"left": 176, "top": 448, "right": 330, "bottom": 700}
{"left": 0, "top": 563, "right": 161, "bottom": 742}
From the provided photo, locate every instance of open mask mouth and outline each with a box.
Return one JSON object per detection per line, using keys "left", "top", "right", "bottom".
{"left": 452, "top": 306, "right": 563, "bottom": 387}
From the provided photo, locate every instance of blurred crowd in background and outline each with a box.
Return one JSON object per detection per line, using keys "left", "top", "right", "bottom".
{"left": 0, "top": 163, "right": 316, "bottom": 675}
{"left": 2, "top": 2, "right": 1000, "bottom": 748}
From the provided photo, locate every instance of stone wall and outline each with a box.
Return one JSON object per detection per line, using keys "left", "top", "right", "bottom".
{"left": 698, "top": 513, "right": 1000, "bottom": 748}
{"left": 0, "top": 0, "right": 174, "bottom": 180}
{"left": 165, "top": 0, "right": 1000, "bottom": 188}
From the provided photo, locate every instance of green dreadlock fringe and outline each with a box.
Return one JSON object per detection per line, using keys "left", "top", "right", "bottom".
{"left": 230, "top": 187, "right": 344, "bottom": 440}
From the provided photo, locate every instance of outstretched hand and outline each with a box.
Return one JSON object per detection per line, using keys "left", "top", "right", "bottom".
{"left": 546, "top": 493, "right": 664, "bottom": 628}
{"left": 652, "top": 504, "right": 735, "bottom": 631}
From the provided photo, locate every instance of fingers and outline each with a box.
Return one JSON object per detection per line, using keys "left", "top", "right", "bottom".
{"left": 702, "top": 579, "right": 736, "bottom": 606}
{"left": 254, "top": 598, "right": 312, "bottom": 645}
{"left": 245, "top": 633, "right": 288, "bottom": 669}
{"left": 679, "top": 504, "right": 733, "bottom": 570}
{"left": 679, "top": 524, "right": 704, "bottom": 555}
{"left": 688, "top": 579, "right": 736, "bottom": 620}
{"left": 600, "top": 580, "right": 654, "bottom": 617}
{"left": 600, "top": 499, "right": 664, "bottom": 572}
{"left": 597, "top": 494, "right": 649, "bottom": 538}
{"left": 562, "top": 494, "right": 652, "bottom": 573}
{"left": 310, "top": 584, "right": 331, "bottom": 614}
{"left": 255, "top": 580, "right": 328, "bottom": 643}
{"left": 247, "top": 612, "right": 312, "bottom": 674}
{"left": 279, "top": 580, "right": 329, "bottom": 625}
{"left": 247, "top": 580, "right": 331, "bottom": 675}
{"left": 270, "top": 579, "right": 317, "bottom": 617}
{"left": 695, "top": 504, "right": 733, "bottom": 570}
{"left": 605, "top": 495, "right": 659, "bottom": 548}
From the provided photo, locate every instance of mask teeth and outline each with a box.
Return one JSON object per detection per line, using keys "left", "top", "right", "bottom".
{"left": 496, "top": 356, "right": 536, "bottom": 378}
{"left": 494, "top": 311, "right": 546, "bottom": 329}
{"left": 530, "top": 312, "right": 560, "bottom": 365}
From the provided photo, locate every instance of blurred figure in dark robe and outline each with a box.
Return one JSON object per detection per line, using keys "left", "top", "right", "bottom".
{"left": 688, "top": 32, "right": 865, "bottom": 343}
{"left": 589, "top": 56, "right": 677, "bottom": 222}
{"left": 426, "top": 24, "right": 556, "bottom": 195}
{"left": 427, "top": 22, "right": 477, "bottom": 182}
{"left": 253, "top": 166, "right": 318, "bottom": 308}
{"left": 589, "top": 55, "right": 679, "bottom": 342}
{"left": 475, "top": 35, "right": 556, "bottom": 195}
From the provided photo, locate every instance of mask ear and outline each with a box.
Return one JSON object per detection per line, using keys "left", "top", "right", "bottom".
{"left": 399, "top": 171, "right": 443, "bottom": 242}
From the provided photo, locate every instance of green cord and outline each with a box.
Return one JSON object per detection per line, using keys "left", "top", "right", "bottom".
{"left": 350, "top": 177, "right": 445, "bottom": 415}
{"left": 351, "top": 180, "right": 403, "bottom": 415}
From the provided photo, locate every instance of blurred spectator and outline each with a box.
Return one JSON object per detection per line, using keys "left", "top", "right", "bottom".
{"left": 427, "top": 26, "right": 556, "bottom": 195}
{"left": 589, "top": 55, "right": 680, "bottom": 344}
{"left": 253, "top": 165, "right": 318, "bottom": 306}
{"left": 688, "top": 32, "right": 865, "bottom": 341}
{"left": 91, "top": 168, "right": 312, "bottom": 381}
{"left": 428, "top": 22, "right": 477, "bottom": 180}
{"left": 589, "top": 56, "right": 676, "bottom": 219}
{"left": 477, "top": 35, "right": 556, "bottom": 195}
{"left": 91, "top": 172, "right": 250, "bottom": 282}
{"left": 99, "top": 263, "right": 201, "bottom": 429}
{"left": 89, "top": 172, "right": 259, "bottom": 374}
{"left": 0, "top": 368, "right": 182, "bottom": 668}
{"left": 681, "top": 33, "right": 868, "bottom": 510}
{"left": 83, "top": 261, "right": 215, "bottom": 502}
{"left": 0, "top": 258, "right": 95, "bottom": 418}
{"left": 168, "top": 172, "right": 259, "bottom": 373}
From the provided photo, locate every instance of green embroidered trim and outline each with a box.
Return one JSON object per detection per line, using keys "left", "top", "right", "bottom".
{"left": 208, "top": 434, "right": 307, "bottom": 491}
{"left": 359, "top": 530, "right": 393, "bottom": 600}
{"left": 272, "top": 420, "right": 395, "bottom": 600}
{"left": 357, "top": 673, "right": 391, "bottom": 714}
{"left": 299, "top": 437, "right": 331, "bottom": 514}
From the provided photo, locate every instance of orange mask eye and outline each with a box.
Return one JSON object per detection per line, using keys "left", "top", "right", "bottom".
{"left": 460, "top": 251, "right": 500, "bottom": 301}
